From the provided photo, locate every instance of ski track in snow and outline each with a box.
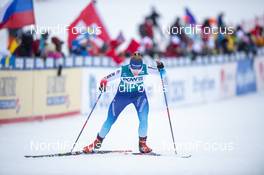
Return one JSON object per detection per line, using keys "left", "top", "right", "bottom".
{"left": 0, "top": 93, "right": 264, "bottom": 175}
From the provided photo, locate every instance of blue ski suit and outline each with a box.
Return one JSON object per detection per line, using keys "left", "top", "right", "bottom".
{"left": 98, "top": 64, "right": 164, "bottom": 138}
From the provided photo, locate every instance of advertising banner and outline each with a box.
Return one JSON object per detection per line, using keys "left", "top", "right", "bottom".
{"left": 0, "top": 69, "right": 81, "bottom": 123}
{"left": 81, "top": 62, "right": 239, "bottom": 113}
{"left": 254, "top": 56, "right": 264, "bottom": 92}
{"left": 0, "top": 71, "right": 33, "bottom": 120}
{"left": 165, "top": 66, "right": 207, "bottom": 106}
{"left": 236, "top": 59, "right": 256, "bottom": 95}
{"left": 219, "top": 63, "right": 237, "bottom": 98}
{"left": 33, "top": 69, "right": 82, "bottom": 116}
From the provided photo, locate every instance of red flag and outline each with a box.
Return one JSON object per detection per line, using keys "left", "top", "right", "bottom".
{"left": 106, "top": 48, "right": 124, "bottom": 64}
{"left": 110, "top": 32, "right": 125, "bottom": 49}
{"left": 67, "top": 2, "right": 110, "bottom": 48}
{"left": 125, "top": 39, "right": 140, "bottom": 54}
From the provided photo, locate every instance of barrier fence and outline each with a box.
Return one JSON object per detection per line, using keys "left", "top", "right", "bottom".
{"left": 0, "top": 52, "right": 264, "bottom": 124}
{"left": 0, "top": 69, "right": 81, "bottom": 124}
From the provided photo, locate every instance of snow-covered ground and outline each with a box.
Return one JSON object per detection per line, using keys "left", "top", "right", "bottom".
{"left": 0, "top": 92, "right": 263, "bottom": 175}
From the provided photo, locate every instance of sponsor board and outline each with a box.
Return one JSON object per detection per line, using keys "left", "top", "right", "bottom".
{"left": 219, "top": 63, "right": 237, "bottom": 98}
{"left": 0, "top": 69, "right": 81, "bottom": 123}
{"left": 254, "top": 56, "right": 264, "bottom": 92}
{"left": 202, "top": 65, "right": 220, "bottom": 102}
{"left": 81, "top": 62, "right": 240, "bottom": 111}
{"left": 0, "top": 71, "right": 33, "bottom": 119}
{"left": 33, "top": 69, "right": 81, "bottom": 116}
{"left": 236, "top": 59, "right": 256, "bottom": 95}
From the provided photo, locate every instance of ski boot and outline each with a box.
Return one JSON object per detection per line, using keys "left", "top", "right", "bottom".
{"left": 83, "top": 134, "right": 104, "bottom": 153}
{"left": 139, "top": 136, "right": 152, "bottom": 153}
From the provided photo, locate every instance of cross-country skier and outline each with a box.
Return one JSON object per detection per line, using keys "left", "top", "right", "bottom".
{"left": 83, "top": 51, "right": 165, "bottom": 154}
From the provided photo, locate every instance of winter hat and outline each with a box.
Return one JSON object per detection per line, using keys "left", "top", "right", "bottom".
{"left": 130, "top": 51, "right": 143, "bottom": 70}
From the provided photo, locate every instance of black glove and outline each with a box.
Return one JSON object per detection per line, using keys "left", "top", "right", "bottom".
{"left": 156, "top": 61, "right": 164, "bottom": 70}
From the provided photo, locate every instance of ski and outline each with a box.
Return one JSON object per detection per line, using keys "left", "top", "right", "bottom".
{"left": 132, "top": 152, "right": 191, "bottom": 158}
{"left": 176, "top": 154, "right": 192, "bottom": 158}
{"left": 132, "top": 152, "right": 161, "bottom": 156}
{"left": 25, "top": 150, "right": 191, "bottom": 158}
{"left": 24, "top": 150, "right": 132, "bottom": 158}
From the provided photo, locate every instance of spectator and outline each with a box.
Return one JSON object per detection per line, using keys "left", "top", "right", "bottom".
{"left": 217, "top": 12, "right": 225, "bottom": 28}
{"left": 45, "top": 43, "right": 63, "bottom": 59}
{"left": 139, "top": 17, "right": 154, "bottom": 39}
{"left": 51, "top": 36, "right": 65, "bottom": 58}
{"left": 71, "top": 34, "right": 89, "bottom": 56}
{"left": 139, "top": 36, "right": 154, "bottom": 57}
{"left": 147, "top": 6, "right": 163, "bottom": 38}
{"left": 165, "top": 36, "right": 181, "bottom": 57}
{"left": 39, "top": 32, "right": 49, "bottom": 59}
{"left": 15, "top": 31, "right": 34, "bottom": 57}
{"left": 251, "top": 24, "right": 264, "bottom": 47}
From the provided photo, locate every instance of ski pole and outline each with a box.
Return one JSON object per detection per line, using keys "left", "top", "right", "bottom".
{"left": 158, "top": 68, "right": 177, "bottom": 155}
{"left": 70, "top": 91, "right": 103, "bottom": 153}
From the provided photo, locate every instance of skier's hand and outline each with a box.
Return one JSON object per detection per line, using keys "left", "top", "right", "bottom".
{"left": 156, "top": 61, "right": 164, "bottom": 70}
{"left": 99, "top": 79, "right": 108, "bottom": 92}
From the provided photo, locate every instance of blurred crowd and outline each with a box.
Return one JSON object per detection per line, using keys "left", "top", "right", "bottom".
{"left": 137, "top": 8, "right": 264, "bottom": 60}
{"left": 5, "top": 29, "right": 65, "bottom": 59}
{"left": 67, "top": 7, "right": 264, "bottom": 61}
{"left": 1, "top": 7, "right": 264, "bottom": 66}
